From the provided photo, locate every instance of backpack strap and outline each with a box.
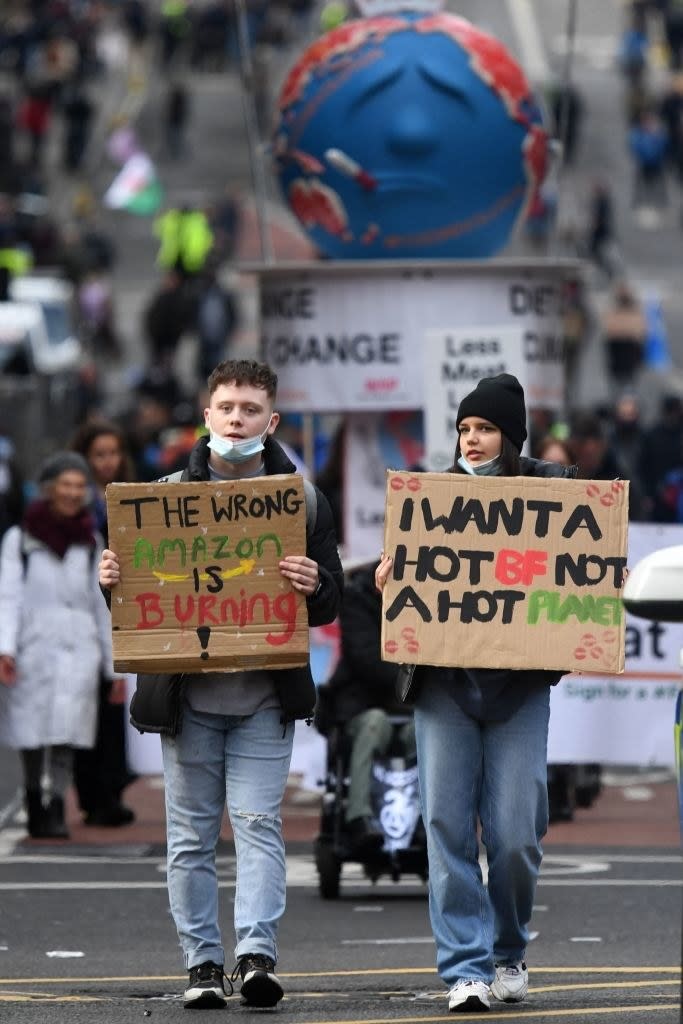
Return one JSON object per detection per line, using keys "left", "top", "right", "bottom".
{"left": 19, "top": 531, "right": 97, "bottom": 578}
{"left": 302, "top": 477, "right": 317, "bottom": 538}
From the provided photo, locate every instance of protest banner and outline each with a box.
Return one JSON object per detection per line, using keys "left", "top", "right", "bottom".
{"left": 381, "top": 471, "right": 629, "bottom": 674}
{"left": 106, "top": 477, "right": 309, "bottom": 673}
{"left": 548, "top": 523, "right": 683, "bottom": 766}
{"left": 344, "top": 410, "right": 425, "bottom": 559}
{"left": 259, "top": 261, "right": 569, "bottom": 411}
{"left": 422, "top": 326, "right": 530, "bottom": 470}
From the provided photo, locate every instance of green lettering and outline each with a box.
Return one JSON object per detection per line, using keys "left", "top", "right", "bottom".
{"left": 133, "top": 538, "right": 155, "bottom": 569}
{"left": 157, "top": 538, "right": 186, "bottom": 567}
{"left": 192, "top": 536, "right": 208, "bottom": 562}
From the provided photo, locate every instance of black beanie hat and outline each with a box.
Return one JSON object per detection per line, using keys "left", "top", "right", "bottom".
{"left": 455, "top": 373, "right": 527, "bottom": 453}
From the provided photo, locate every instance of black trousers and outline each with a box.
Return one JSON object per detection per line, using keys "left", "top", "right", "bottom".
{"left": 73, "top": 677, "right": 134, "bottom": 815}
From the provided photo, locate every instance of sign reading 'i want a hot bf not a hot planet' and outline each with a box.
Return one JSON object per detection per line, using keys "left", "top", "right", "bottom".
{"left": 381, "top": 472, "right": 629, "bottom": 674}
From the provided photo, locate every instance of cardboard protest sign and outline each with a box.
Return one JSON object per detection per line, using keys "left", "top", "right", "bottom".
{"left": 381, "top": 471, "right": 629, "bottom": 674}
{"left": 106, "top": 476, "right": 310, "bottom": 673}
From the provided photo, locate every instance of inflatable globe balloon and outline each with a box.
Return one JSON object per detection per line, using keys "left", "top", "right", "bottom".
{"left": 273, "top": 11, "right": 548, "bottom": 259}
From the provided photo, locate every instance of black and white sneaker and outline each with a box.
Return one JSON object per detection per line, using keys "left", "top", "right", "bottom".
{"left": 184, "top": 961, "right": 229, "bottom": 1009}
{"left": 231, "top": 953, "right": 284, "bottom": 1007}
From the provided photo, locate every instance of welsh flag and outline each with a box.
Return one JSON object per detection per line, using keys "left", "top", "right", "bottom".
{"left": 104, "top": 152, "right": 163, "bottom": 216}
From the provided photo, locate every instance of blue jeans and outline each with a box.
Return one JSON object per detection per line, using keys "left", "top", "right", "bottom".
{"left": 161, "top": 703, "right": 294, "bottom": 970}
{"left": 414, "top": 676, "right": 550, "bottom": 987}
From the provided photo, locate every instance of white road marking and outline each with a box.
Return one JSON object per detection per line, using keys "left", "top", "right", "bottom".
{"left": 623, "top": 786, "right": 654, "bottom": 801}
{"left": 570, "top": 936, "right": 603, "bottom": 942}
{"left": 342, "top": 937, "right": 434, "bottom": 945}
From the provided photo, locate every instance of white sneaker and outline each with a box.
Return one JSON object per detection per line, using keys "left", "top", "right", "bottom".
{"left": 491, "top": 960, "right": 528, "bottom": 1002}
{"left": 447, "top": 979, "right": 491, "bottom": 1012}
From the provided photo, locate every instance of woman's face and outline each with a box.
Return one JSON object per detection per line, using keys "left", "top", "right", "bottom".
{"left": 458, "top": 416, "right": 503, "bottom": 465}
{"left": 540, "top": 441, "right": 571, "bottom": 466}
{"left": 49, "top": 470, "right": 89, "bottom": 518}
{"left": 87, "top": 432, "right": 123, "bottom": 485}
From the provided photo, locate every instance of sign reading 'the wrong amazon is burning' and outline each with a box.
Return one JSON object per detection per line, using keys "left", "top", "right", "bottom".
{"left": 106, "top": 477, "right": 309, "bottom": 674}
{"left": 381, "top": 472, "right": 629, "bottom": 674}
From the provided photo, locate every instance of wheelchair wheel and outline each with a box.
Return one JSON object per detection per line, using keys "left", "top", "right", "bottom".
{"left": 315, "top": 838, "right": 342, "bottom": 899}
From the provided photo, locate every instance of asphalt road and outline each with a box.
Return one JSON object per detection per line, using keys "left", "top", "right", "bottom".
{"left": 0, "top": 844, "right": 679, "bottom": 1022}
{"left": 0, "top": 739, "right": 679, "bottom": 1024}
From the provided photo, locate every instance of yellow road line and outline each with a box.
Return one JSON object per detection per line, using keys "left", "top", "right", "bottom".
{"left": 0, "top": 994, "right": 103, "bottom": 1002}
{"left": 294, "top": 1010, "right": 678, "bottom": 1024}
{"left": 0, "top": 966, "right": 678, "bottom": 985}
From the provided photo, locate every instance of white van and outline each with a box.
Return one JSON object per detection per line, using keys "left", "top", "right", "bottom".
{"left": 8, "top": 275, "right": 81, "bottom": 373}
{"left": 0, "top": 300, "right": 82, "bottom": 474}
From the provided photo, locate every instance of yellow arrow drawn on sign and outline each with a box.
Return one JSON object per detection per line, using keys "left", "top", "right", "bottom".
{"left": 153, "top": 559, "right": 256, "bottom": 583}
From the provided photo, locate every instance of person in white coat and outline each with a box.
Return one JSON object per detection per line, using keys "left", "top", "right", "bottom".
{"left": 0, "top": 451, "right": 117, "bottom": 840}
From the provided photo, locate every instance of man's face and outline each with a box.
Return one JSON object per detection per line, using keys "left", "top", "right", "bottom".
{"left": 204, "top": 382, "right": 279, "bottom": 441}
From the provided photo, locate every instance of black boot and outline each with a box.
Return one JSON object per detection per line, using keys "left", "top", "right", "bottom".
{"left": 25, "top": 789, "right": 50, "bottom": 839}
{"left": 43, "top": 796, "right": 70, "bottom": 840}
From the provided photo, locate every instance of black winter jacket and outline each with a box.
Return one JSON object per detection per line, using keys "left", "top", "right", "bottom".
{"left": 319, "top": 564, "right": 403, "bottom": 733}
{"left": 397, "top": 456, "right": 578, "bottom": 708}
{"left": 127, "top": 435, "right": 343, "bottom": 734}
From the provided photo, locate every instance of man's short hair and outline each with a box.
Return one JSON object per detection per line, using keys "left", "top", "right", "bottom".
{"left": 207, "top": 359, "right": 278, "bottom": 399}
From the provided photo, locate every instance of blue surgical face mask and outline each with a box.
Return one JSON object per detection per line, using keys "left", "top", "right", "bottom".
{"left": 208, "top": 417, "right": 273, "bottom": 464}
{"left": 457, "top": 453, "right": 503, "bottom": 477}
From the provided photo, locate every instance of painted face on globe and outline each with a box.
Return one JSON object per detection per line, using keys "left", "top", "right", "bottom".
{"left": 273, "top": 12, "right": 547, "bottom": 259}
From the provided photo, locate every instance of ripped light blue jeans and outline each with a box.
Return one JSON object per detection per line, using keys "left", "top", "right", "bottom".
{"left": 161, "top": 703, "right": 294, "bottom": 969}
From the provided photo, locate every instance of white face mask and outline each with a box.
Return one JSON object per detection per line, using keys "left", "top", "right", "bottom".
{"left": 457, "top": 453, "right": 503, "bottom": 477}
{"left": 208, "top": 417, "right": 273, "bottom": 464}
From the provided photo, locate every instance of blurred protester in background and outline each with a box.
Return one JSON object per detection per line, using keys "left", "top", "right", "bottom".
{"left": 663, "top": 0, "right": 683, "bottom": 69}
{"left": 0, "top": 436, "right": 24, "bottom": 544}
{"left": 0, "top": 452, "right": 117, "bottom": 839}
{"left": 143, "top": 269, "right": 192, "bottom": 377}
{"left": 628, "top": 108, "right": 669, "bottom": 226}
{"left": 196, "top": 266, "right": 239, "bottom": 383}
{"left": 609, "top": 392, "right": 648, "bottom": 500}
{"left": 640, "top": 393, "right": 683, "bottom": 519}
{"left": 315, "top": 421, "right": 345, "bottom": 546}
{"left": 601, "top": 281, "right": 647, "bottom": 392}
{"left": 586, "top": 180, "right": 619, "bottom": 283}
{"left": 570, "top": 410, "right": 646, "bottom": 519}
{"left": 62, "top": 78, "right": 94, "bottom": 173}
{"left": 164, "top": 80, "right": 190, "bottom": 160}
{"left": 320, "top": 562, "right": 415, "bottom": 854}
{"left": 70, "top": 422, "right": 137, "bottom": 827}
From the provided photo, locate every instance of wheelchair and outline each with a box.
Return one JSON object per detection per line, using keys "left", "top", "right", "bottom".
{"left": 313, "top": 692, "right": 428, "bottom": 899}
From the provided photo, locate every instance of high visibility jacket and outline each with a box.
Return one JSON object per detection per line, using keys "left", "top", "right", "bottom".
{"left": 153, "top": 209, "right": 213, "bottom": 272}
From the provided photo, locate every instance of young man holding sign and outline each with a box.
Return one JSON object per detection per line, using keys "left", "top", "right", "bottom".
{"left": 376, "top": 374, "right": 578, "bottom": 1013}
{"left": 99, "top": 360, "right": 343, "bottom": 1009}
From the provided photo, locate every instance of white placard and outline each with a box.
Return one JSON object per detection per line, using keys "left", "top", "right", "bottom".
{"left": 423, "top": 326, "right": 528, "bottom": 471}
{"left": 548, "top": 523, "right": 683, "bottom": 766}
{"left": 259, "top": 262, "right": 570, "bottom": 412}
{"left": 344, "top": 411, "right": 424, "bottom": 560}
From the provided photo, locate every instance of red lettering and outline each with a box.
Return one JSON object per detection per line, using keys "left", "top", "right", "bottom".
{"left": 198, "top": 595, "right": 220, "bottom": 625}
{"left": 266, "top": 591, "right": 298, "bottom": 646}
{"left": 365, "top": 378, "right": 398, "bottom": 392}
{"left": 495, "top": 549, "right": 548, "bottom": 586}
{"left": 135, "top": 593, "right": 165, "bottom": 629}
{"left": 174, "top": 595, "right": 195, "bottom": 625}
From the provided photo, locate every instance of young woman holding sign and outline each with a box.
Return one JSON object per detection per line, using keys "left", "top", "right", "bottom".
{"left": 375, "top": 374, "right": 577, "bottom": 1013}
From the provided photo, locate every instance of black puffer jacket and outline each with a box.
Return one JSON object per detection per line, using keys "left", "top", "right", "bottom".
{"left": 127, "top": 435, "right": 343, "bottom": 734}
{"left": 397, "top": 456, "right": 578, "bottom": 708}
